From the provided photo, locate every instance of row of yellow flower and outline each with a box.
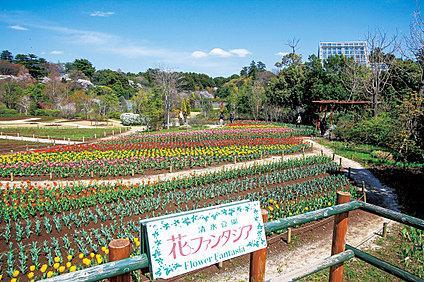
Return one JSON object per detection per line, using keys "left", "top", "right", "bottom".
{"left": 1, "top": 247, "right": 111, "bottom": 281}
{"left": 0, "top": 144, "right": 293, "bottom": 164}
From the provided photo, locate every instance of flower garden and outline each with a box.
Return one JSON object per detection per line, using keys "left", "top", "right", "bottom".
{"left": 0, "top": 125, "right": 313, "bottom": 180}
{"left": 0, "top": 123, "right": 360, "bottom": 281}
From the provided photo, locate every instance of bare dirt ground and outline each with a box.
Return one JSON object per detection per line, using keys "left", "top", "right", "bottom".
{"left": 176, "top": 210, "right": 388, "bottom": 282}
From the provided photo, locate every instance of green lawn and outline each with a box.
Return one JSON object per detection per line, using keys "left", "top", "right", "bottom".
{"left": 316, "top": 139, "right": 423, "bottom": 168}
{"left": 0, "top": 127, "right": 128, "bottom": 141}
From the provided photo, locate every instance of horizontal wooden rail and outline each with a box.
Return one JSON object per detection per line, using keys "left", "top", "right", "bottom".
{"left": 360, "top": 202, "right": 424, "bottom": 230}
{"left": 269, "top": 250, "right": 355, "bottom": 282}
{"left": 40, "top": 254, "right": 149, "bottom": 282}
{"left": 346, "top": 245, "right": 423, "bottom": 282}
{"left": 264, "top": 201, "right": 362, "bottom": 233}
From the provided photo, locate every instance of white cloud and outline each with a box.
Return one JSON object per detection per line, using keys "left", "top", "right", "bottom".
{"left": 191, "top": 50, "right": 208, "bottom": 58}
{"left": 209, "top": 48, "right": 233, "bottom": 58}
{"left": 90, "top": 11, "right": 115, "bottom": 17}
{"left": 50, "top": 50, "right": 63, "bottom": 55}
{"left": 191, "top": 48, "right": 252, "bottom": 59}
{"left": 276, "top": 52, "right": 289, "bottom": 57}
{"left": 230, "top": 48, "right": 251, "bottom": 57}
{"left": 9, "top": 25, "right": 28, "bottom": 31}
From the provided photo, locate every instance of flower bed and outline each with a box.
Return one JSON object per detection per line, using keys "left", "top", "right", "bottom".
{"left": 0, "top": 125, "right": 311, "bottom": 180}
{"left": 0, "top": 155, "right": 357, "bottom": 281}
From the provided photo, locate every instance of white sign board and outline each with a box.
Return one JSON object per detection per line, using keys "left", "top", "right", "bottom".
{"left": 141, "top": 201, "right": 267, "bottom": 279}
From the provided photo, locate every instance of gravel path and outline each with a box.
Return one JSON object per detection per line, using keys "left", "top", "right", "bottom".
{"left": 0, "top": 134, "right": 82, "bottom": 145}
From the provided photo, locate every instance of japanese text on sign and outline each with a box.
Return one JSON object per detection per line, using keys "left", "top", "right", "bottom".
{"left": 142, "top": 201, "right": 266, "bottom": 279}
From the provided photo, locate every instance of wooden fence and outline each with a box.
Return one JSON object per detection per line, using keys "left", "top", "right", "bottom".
{"left": 40, "top": 193, "right": 424, "bottom": 282}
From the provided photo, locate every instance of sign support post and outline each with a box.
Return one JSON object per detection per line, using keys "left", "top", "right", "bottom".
{"left": 249, "top": 209, "right": 268, "bottom": 282}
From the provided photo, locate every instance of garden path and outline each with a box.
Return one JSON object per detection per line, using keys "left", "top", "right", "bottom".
{"left": 205, "top": 211, "right": 388, "bottom": 282}
{"left": 0, "top": 134, "right": 81, "bottom": 145}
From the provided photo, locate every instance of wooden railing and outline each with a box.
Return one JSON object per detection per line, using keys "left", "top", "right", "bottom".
{"left": 40, "top": 194, "right": 424, "bottom": 282}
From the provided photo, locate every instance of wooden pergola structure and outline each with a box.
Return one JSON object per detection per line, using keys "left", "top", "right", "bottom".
{"left": 312, "top": 100, "right": 371, "bottom": 133}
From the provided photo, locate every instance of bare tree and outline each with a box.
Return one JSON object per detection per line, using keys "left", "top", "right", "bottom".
{"left": 287, "top": 37, "right": 300, "bottom": 54}
{"left": 364, "top": 30, "right": 400, "bottom": 116}
{"left": 405, "top": 10, "right": 424, "bottom": 95}
{"left": 154, "top": 68, "right": 182, "bottom": 129}
{"left": 250, "top": 81, "right": 266, "bottom": 120}
{"left": 341, "top": 59, "right": 367, "bottom": 100}
{"left": 17, "top": 95, "right": 31, "bottom": 115}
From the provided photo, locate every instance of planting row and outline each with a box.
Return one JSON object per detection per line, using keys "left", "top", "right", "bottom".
{"left": 0, "top": 126, "right": 312, "bottom": 179}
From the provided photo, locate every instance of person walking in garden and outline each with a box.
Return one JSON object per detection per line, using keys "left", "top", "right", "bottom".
{"left": 230, "top": 112, "right": 235, "bottom": 124}
{"left": 219, "top": 112, "right": 225, "bottom": 126}
{"left": 296, "top": 114, "right": 302, "bottom": 127}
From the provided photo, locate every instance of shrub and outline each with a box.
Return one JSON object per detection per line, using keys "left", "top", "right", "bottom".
{"left": 335, "top": 113, "right": 394, "bottom": 147}
{"left": 34, "top": 109, "right": 61, "bottom": 117}
{"left": 120, "top": 113, "right": 143, "bottom": 126}
{"left": 0, "top": 107, "right": 19, "bottom": 117}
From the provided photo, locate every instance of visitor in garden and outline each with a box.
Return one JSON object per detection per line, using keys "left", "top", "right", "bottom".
{"left": 230, "top": 112, "right": 235, "bottom": 124}
{"left": 219, "top": 113, "right": 225, "bottom": 126}
{"left": 296, "top": 114, "right": 302, "bottom": 127}
{"left": 320, "top": 115, "right": 327, "bottom": 136}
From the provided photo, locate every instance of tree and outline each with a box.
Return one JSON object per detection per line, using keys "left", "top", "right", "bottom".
{"left": 65, "top": 59, "right": 96, "bottom": 79}
{"left": 44, "top": 76, "right": 70, "bottom": 110}
{"left": 92, "top": 69, "right": 135, "bottom": 99}
{"left": 181, "top": 97, "right": 191, "bottom": 122}
{"left": 364, "top": 30, "right": 399, "bottom": 116}
{"left": 250, "top": 81, "right": 266, "bottom": 120}
{"left": 154, "top": 69, "right": 182, "bottom": 129}
{"left": 14, "top": 53, "right": 48, "bottom": 79}
{"left": 0, "top": 50, "right": 13, "bottom": 62}
{"left": 70, "top": 90, "right": 95, "bottom": 119}
{"left": 0, "top": 79, "right": 24, "bottom": 109}
{"left": 287, "top": 37, "right": 300, "bottom": 54}
{"left": 132, "top": 88, "right": 164, "bottom": 130}
{"left": 0, "top": 60, "right": 27, "bottom": 76}
{"left": 405, "top": 10, "right": 424, "bottom": 95}
{"left": 390, "top": 93, "right": 424, "bottom": 161}
{"left": 199, "top": 96, "right": 212, "bottom": 118}
{"left": 96, "top": 90, "right": 119, "bottom": 119}
{"left": 16, "top": 95, "right": 31, "bottom": 115}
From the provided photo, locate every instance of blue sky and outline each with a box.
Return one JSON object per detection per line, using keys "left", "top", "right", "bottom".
{"left": 0, "top": 0, "right": 418, "bottom": 77}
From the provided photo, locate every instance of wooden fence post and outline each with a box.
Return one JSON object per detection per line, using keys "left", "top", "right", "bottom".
{"left": 249, "top": 209, "right": 268, "bottom": 282}
{"left": 362, "top": 181, "right": 367, "bottom": 203}
{"left": 329, "top": 191, "right": 351, "bottom": 282}
{"left": 109, "top": 239, "right": 131, "bottom": 282}
{"left": 382, "top": 222, "right": 388, "bottom": 238}
{"left": 287, "top": 227, "right": 292, "bottom": 244}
